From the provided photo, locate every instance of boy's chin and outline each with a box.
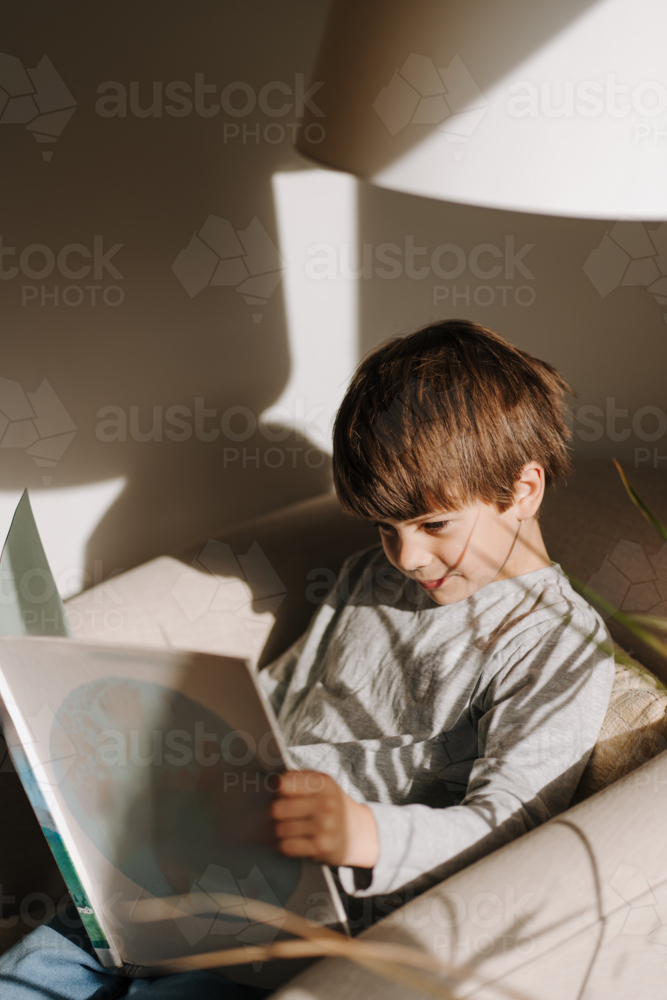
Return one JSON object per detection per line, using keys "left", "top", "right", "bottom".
{"left": 420, "top": 575, "right": 468, "bottom": 604}
{"left": 422, "top": 573, "right": 494, "bottom": 604}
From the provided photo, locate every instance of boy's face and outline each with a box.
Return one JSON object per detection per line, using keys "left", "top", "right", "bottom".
{"left": 371, "top": 497, "right": 536, "bottom": 605}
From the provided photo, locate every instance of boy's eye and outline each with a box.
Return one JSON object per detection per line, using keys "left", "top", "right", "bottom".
{"left": 372, "top": 520, "right": 450, "bottom": 533}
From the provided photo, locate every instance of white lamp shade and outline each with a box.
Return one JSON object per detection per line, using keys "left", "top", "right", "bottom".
{"left": 296, "top": 0, "right": 667, "bottom": 219}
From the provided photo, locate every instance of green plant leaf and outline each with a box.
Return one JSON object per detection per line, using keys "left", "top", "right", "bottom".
{"left": 613, "top": 457, "right": 667, "bottom": 543}
{"left": 630, "top": 613, "right": 667, "bottom": 633}
{"left": 565, "top": 568, "right": 667, "bottom": 661}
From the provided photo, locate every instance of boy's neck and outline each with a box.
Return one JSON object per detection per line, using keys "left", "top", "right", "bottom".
{"left": 494, "top": 516, "right": 552, "bottom": 582}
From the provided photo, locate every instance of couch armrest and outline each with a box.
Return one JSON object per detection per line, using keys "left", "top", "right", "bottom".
{"left": 272, "top": 750, "right": 667, "bottom": 1000}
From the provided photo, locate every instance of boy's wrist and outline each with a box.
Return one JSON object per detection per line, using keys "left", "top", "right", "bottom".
{"left": 345, "top": 800, "right": 379, "bottom": 868}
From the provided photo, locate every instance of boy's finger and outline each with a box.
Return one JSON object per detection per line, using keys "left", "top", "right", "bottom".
{"left": 271, "top": 793, "right": 317, "bottom": 820}
{"left": 278, "top": 770, "right": 329, "bottom": 796}
{"left": 274, "top": 817, "right": 316, "bottom": 840}
{"left": 277, "top": 836, "right": 318, "bottom": 858}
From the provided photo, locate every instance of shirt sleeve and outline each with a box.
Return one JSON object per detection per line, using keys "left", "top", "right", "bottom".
{"left": 255, "top": 629, "right": 309, "bottom": 716}
{"left": 337, "top": 608, "right": 616, "bottom": 898}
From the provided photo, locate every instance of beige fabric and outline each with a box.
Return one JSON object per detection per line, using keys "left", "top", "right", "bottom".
{"left": 572, "top": 641, "right": 667, "bottom": 803}
{"left": 65, "top": 491, "right": 378, "bottom": 669}
{"left": 64, "top": 553, "right": 274, "bottom": 662}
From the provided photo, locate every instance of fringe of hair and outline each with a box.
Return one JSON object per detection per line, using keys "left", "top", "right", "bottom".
{"left": 332, "top": 319, "right": 575, "bottom": 521}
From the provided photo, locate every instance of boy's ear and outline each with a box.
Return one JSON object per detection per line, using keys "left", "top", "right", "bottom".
{"left": 513, "top": 462, "right": 545, "bottom": 519}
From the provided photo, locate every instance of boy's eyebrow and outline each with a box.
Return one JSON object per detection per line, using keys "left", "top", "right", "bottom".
{"left": 371, "top": 512, "right": 456, "bottom": 527}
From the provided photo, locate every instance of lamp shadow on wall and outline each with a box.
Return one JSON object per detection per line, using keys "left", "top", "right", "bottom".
{"left": 75, "top": 164, "right": 334, "bottom": 581}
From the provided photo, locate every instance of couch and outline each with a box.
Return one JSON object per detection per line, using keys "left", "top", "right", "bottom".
{"left": 2, "top": 456, "right": 667, "bottom": 997}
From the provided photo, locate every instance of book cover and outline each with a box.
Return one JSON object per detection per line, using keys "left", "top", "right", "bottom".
{"left": 0, "top": 490, "right": 112, "bottom": 959}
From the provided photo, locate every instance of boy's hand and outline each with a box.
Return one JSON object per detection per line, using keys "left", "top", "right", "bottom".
{"left": 271, "top": 770, "right": 379, "bottom": 869}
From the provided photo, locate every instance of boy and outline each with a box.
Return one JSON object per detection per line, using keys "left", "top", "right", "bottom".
{"left": 267, "top": 318, "right": 615, "bottom": 913}
{"left": 0, "top": 319, "right": 616, "bottom": 997}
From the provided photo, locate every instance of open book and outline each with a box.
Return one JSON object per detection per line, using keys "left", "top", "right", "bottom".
{"left": 0, "top": 492, "right": 349, "bottom": 989}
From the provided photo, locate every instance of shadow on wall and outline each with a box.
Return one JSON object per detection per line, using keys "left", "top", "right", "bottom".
{"left": 1, "top": 0, "right": 335, "bottom": 583}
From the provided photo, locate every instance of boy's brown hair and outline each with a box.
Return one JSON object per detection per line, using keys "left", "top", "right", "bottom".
{"left": 332, "top": 319, "right": 575, "bottom": 522}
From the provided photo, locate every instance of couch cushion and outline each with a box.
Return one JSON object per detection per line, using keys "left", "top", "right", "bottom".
{"left": 572, "top": 641, "right": 667, "bottom": 803}
{"left": 65, "top": 491, "right": 379, "bottom": 668}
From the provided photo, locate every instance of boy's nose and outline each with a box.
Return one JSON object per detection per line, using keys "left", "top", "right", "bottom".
{"left": 394, "top": 535, "right": 437, "bottom": 574}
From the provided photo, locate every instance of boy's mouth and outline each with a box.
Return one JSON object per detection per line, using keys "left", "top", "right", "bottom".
{"left": 416, "top": 574, "right": 452, "bottom": 590}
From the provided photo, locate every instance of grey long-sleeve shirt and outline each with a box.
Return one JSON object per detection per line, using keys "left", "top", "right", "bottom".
{"left": 256, "top": 543, "right": 615, "bottom": 899}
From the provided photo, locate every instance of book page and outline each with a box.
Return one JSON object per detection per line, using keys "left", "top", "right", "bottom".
{"left": 0, "top": 636, "right": 346, "bottom": 989}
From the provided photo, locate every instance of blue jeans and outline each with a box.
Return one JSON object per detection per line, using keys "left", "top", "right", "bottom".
{"left": 0, "top": 905, "right": 274, "bottom": 1000}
